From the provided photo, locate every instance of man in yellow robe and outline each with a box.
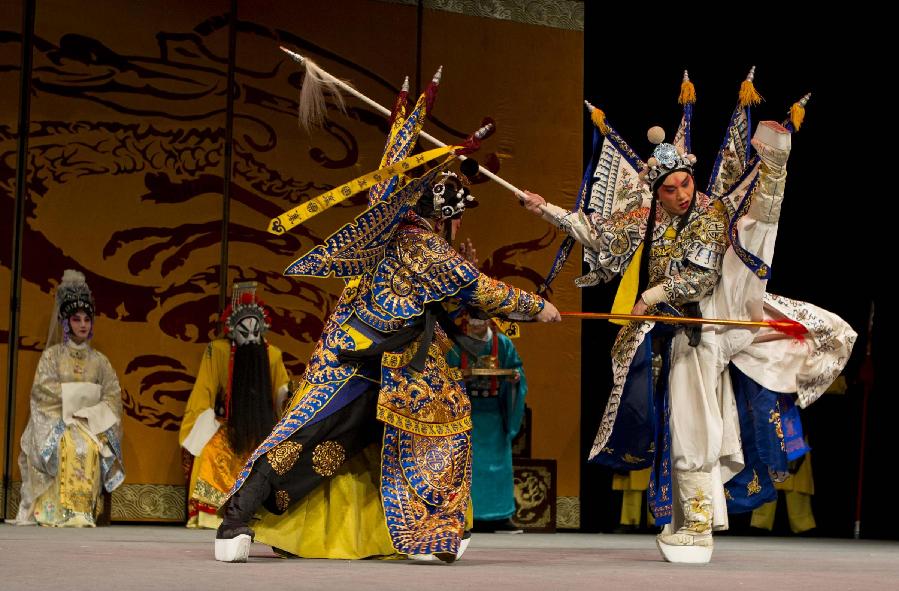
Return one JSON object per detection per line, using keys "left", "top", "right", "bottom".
{"left": 179, "top": 283, "right": 290, "bottom": 528}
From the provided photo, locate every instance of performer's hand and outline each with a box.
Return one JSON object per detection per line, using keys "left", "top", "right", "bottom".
{"left": 536, "top": 300, "right": 561, "bottom": 323}
{"left": 518, "top": 190, "right": 546, "bottom": 215}
{"left": 511, "top": 369, "right": 521, "bottom": 383}
{"left": 459, "top": 238, "right": 479, "bottom": 268}
{"left": 631, "top": 296, "right": 648, "bottom": 316}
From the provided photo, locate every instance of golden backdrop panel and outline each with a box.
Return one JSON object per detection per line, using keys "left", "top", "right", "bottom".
{"left": 6, "top": 0, "right": 587, "bottom": 513}
{"left": 419, "top": 9, "right": 584, "bottom": 496}
{"left": 0, "top": 0, "right": 24, "bottom": 510}
{"left": 226, "top": 0, "right": 418, "bottom": 373}
{"left": 11, "top": 0, "right": 231, "bottom": 488}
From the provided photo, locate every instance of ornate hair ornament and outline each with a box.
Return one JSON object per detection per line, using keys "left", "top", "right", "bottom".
{"left": 640, "top": 126, "right": 697, "bottom": 192}
{"left": 55, "top": 269, "right": 95, "bottom": 343}
{"left": 57, "top": 269, "right": 94, "bottom": 320}
{"left": 431, "top": 171, "right": 476, "bottom": 219}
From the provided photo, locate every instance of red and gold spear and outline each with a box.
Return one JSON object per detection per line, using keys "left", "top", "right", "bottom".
{"left": 559, "top": 311, "right": 808, "bottom": 339}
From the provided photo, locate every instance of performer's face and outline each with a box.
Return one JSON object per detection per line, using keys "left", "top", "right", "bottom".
{"left": 233, "top": 316, "right": 263, "bottom": 346}
{"left": 68, "top": 311, "right": 92, "bottom": 343}
{"left": 466, "top": 318, "right": 489, "bottom": 339}
{"left": 656, "top": 171, "right": 694, "bottom": 215}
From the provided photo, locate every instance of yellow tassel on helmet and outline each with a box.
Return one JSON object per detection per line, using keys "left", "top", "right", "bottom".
{"left": 739, "top": 67, "right": 763, "bottom": 108}
{"left": 679, "top": 70, "right": 696, "bottom": 105}
{"left": 739, "top": 78, "right": 763, "bottom": 108}
{"left": 790, "top": 102, "right": 805, "bottom": 131}
{"left": 790, "top": 93, "right": 811, "bottom": 131}
{"left": 591, "top": 108, "right": 610, "bottom": 135}
{"left": 585, "top": 100, "right": 610, "bottom": 135}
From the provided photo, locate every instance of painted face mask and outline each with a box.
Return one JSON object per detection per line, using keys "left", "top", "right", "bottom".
{"left": 233, "top": 315, "right": 263, "bottom": 345}
{"left": 221, "top": 283, "right": 271, "bottom": 346}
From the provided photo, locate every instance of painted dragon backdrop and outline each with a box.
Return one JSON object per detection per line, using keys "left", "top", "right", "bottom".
{"left": 0, "top": 0, "right": 583, "bottom": 517}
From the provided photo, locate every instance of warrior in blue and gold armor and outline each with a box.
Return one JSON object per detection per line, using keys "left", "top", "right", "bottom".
{"left": 214, "top": 71, "right": 560, "bottom": 563}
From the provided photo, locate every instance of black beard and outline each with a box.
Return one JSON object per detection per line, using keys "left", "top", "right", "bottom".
{"left": 227, "top": 342, "right": 276, "bottom": 455}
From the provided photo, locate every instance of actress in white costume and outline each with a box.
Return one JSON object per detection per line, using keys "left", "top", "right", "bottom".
{"left": 13, "top": 270, "right": 125, "bottom": 527}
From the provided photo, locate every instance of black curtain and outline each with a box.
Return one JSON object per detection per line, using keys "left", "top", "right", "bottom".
{"left": 580, "top": 8, "right": 883, "bottom": 538}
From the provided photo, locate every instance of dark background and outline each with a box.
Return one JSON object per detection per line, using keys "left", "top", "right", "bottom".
{"left": 579, "top": 8, "right": 884, "bottom": 538}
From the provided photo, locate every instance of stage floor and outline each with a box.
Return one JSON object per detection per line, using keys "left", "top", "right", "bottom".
{"left": 1, "top": 525, "right": 896, "bottom": 590}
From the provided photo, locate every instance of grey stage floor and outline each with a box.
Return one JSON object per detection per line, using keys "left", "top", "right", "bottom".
{"left": 1, "top": 524, "right": 897, "bottom": 590}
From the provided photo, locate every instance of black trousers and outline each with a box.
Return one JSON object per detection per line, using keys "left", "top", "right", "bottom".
{"left": 252, "top": 387, "right": 383, "bottom": 515}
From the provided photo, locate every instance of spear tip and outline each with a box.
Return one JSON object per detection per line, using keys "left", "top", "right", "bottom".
{"left": 279, "top": 45, "right": 305, "bottom": 65}
{"left": 768, "top": 318, "right": 808, "bottom": 340}
{"left": 474, "top": 121, "right": 494, "bottom": 140}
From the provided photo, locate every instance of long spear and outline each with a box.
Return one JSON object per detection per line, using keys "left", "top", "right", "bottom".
{"left": 279, "top": 46, "right": 547, "bottom": 213}
{"left": 559, "top": 311, "right": 808, "bottom": 339}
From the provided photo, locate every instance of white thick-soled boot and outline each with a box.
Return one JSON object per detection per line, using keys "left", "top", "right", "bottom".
{"left": 656, "top": 471, "right": 714, "bottom": 564}
{"left": 214, "top": 471, "right": 270, "bottom": 563}
{"left": 408, "top": 531, "right": 472, "bottom": 563}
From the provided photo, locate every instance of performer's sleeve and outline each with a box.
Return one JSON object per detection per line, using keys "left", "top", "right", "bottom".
{"left": 179, "top": 343, "right": 218, "bottom": 446}
{"left": 73, "top": 353, "right": 122, "bottom": 435}
{"left": 642, "top": 264, "right": 720, "bottom": 307}
{"left": 31, "top": 347, "right": 63, "bottom": 415}
{"left": 747, "top": 160, "right": 786, "bottom": 225}
{"left": 98, "top": 355, "right": 123, "bottom": 419}
{"left": 445, "top": 344, "right": 463, "bottom": 368}
{"left": 455, "top": 274, "right": 545, "bottom": 321}
{"left": 540, "top": 203, "right": 606, "bottom": 251}
{"left": 541, "top": 203, "right": 645, "bottom": 277}
{"left": 268, "top": 346, "right": 291, "bottom": 412}
{"left": 704, "top": 157, "right": 789, "bottom": 326}
{"left": 392, "top": 225, "right": 546, "bottom": 320}
{"left": 500, "top": 335, "right": 527, "bottom": 439}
